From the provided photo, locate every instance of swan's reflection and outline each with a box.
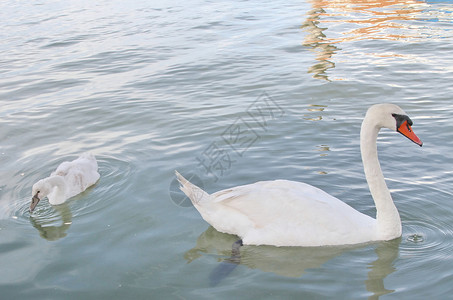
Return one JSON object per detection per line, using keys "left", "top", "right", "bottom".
{"left": 365, "top": 239, "right": 400, "bottom": 299}
{"left": 29, "top": 203, "right": 72, "bottom": 241}
{"left": 185, "top": 226, "right": 400, "bottom": 298}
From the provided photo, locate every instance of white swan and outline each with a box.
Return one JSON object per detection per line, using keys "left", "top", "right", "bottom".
{"left": 176, "top": 104, "right": 423, "bottom": 247}
{"left": 30, "top": 153, "right": 100, "bottom": 212}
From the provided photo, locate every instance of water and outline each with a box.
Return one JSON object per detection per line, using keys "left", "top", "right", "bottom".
{"left": 1, "top": 0, "right": 453, "bottom": 298}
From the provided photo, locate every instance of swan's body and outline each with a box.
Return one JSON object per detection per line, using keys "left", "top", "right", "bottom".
{"left": 30, "top": 153, "right": 100, "bottom": 211}
{"left": 176, "top": 104, "right": 422, "bottom": 247}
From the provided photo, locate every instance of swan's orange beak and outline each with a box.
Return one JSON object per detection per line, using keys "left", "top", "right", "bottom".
{"left": 397, "top": 120, "right": 423, "bottom": 147}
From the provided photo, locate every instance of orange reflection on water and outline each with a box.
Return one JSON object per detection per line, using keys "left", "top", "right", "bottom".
{"left": 302, "top": 0, "right": 428, "bottom": 80}
{"left": 312, "top": 0, "right": 425, "bottom": 42}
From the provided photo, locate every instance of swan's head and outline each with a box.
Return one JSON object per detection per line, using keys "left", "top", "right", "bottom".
{"left": 366, "top": 103, "right": 423, "bottom": 146}
{"left": 30, "top": 179, "right": 51, "bottom": 212}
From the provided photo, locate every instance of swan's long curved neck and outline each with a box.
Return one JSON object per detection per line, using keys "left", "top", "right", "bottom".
{"left": 45, "top": 176, "right": 67, "bottom": 205}
{"left": 360, "top": 118, "right": 402, "bottom": 239}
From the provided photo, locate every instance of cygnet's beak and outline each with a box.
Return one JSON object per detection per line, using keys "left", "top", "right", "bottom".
{"left": 30, "top": 193, "right": 41, "bottom": 212}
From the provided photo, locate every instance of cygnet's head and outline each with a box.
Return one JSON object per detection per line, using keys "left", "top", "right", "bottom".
{"left": 30, "top": 179, "right": 51, "bottom": 212}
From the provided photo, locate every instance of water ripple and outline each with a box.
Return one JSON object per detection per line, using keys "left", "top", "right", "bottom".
{"left": 402, "top": 217, "right": 453, "bottom": 259}
{"left": 1, "top": 0, "right": 453, "bottom": 297}
{"left": 1, "top": 155, "right": 132, "bottom": 228}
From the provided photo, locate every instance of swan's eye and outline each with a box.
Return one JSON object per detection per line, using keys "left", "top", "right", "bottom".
{"left": 392, "top": 113, "right": 413, "bottom": 128}
{"left": 37, "top": 191, "right": 40, "bottom": 194}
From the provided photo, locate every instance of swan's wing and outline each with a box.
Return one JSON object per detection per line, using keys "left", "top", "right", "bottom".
{"left": 62, "top": 166, "right": 99, "bottom": 199}
{"left": 51, "top": 155, "right": 100, "bottom": 198}
{"left": 51, "top": 153, "right": 98, "bottom": 176}
{"left": 211, "top": 180, "right": 342, "bottom": 227}
{"left": 206, "top": 180, "right": 375, "bottom": 246}
{"left": 68, "top": 158, "right": 100, "bottom": 188}
{"left": 51, "top": 161, "right": 73, "bottom": 177}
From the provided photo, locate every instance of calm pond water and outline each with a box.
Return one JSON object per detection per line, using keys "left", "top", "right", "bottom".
{"left": 1, "top": 0, "right": 453, "bottom": 299}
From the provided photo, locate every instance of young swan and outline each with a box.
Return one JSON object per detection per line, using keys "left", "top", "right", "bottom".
{"left": 176, "top": 104, "right": 423, "bottom": 247}
{"left": 30, "top": 153, "right": 100, "bottom": 212}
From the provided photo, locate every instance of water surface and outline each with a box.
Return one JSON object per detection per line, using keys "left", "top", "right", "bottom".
{"left": 1, "top": 0, "right": 453, "bottom": 299}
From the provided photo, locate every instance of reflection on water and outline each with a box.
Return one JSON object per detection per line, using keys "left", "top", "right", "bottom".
{"left": 302, "top": 0, "right": 452, "bottom": 80}
{"left": 303, "top": 104, "right": 327, "bottom": 121}
{"left": 185, "top": 227, "right": 400, "bottom": 298}
{"left": 302, "top": 7, "right": 338, "bottom": 80}
{"left": 316, "top": 144, "right": 330, "bottom": 156}
{"left": 306, "top": 0, "right": 426, "bottom": 42}
{"left": 307, "top": 104, "right": 327, "bottom": 112}
{"left": 30, "top": 203, "right": 72, "bottom": 241}
{"left": 365, "top": 240, "right": 400, "bottom": 299}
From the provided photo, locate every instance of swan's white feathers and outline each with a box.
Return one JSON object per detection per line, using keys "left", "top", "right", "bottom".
{"left": 32, "top": 153, "right": 100, "bottom": 207}
{"left": 176, "top": 104, "right": 421, "bottom": 247}
{"left": 50, "top": 153, "right": 100, "bottom": 194}
{"left": 177, "top": 174, "right": 376, "bottom": 246}
{"left": 175, "top": 171, "right": 209, "bottom": 205}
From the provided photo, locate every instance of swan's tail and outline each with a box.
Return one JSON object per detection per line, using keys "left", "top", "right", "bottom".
{"left": 175, "top": 171, "right": 210, "bottom": 205}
